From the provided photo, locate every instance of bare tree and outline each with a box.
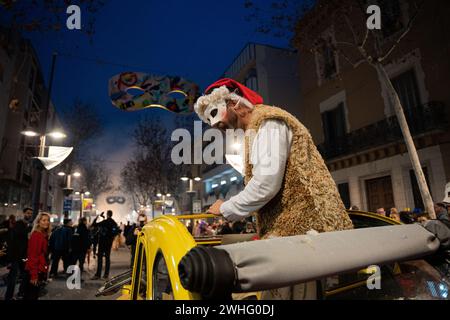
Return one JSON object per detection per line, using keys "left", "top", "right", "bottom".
{"left": 120, "top": 115, "right": 189, "bottom": 212}
{"left": 60, "top": 99, "right": 103, "bottom": 168}
{"left": 79, "top": 155, "right": 113, "bottom": 201}
{"left": 246, "top": 0, "right": 436, "bottom": 218}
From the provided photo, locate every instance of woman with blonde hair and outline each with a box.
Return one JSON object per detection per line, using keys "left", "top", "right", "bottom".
{"left": 24, "top": 212, "right": 51, "bottom": 300}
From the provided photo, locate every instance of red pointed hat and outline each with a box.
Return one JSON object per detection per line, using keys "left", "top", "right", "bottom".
{"left": 205, "top": 78, "right": 264, "bottom": 105}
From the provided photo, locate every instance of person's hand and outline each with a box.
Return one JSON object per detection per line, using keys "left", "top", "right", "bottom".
{"left": 207, "top": 200, "right": 224, "bottom": 216}
{"left": 30, "top": 278, "right": 39, "bottom": 286}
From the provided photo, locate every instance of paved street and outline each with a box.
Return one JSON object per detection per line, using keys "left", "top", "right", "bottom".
{"left": 0, "top": 246, "right": 132, "bottom": 300}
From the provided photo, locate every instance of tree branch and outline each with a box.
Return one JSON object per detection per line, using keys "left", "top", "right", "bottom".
{"left": 378, "top": 0, "right": 424, "bottom": 62}
{"left": 343, "top": 13, "right": 359, "bottom": 46}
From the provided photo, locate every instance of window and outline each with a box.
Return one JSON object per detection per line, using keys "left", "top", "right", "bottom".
{"left": 152, "top": 253, "right": 173, "bottom": 300}
{"left": 391, "top": 69, "right": 421, "bottom": 112}
{"left": 321, "top": 103, "right": 347, "bottom": 143}
{"left": 338, "top": 183, "right": 350, "bottom": 209}
{"left": 379, "top": 0, "right": 404, "bottom": 38}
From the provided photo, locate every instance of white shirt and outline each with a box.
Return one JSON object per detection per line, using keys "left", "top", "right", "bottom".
{"left": 220, "top": 120, "right": 293, "bottom": 221}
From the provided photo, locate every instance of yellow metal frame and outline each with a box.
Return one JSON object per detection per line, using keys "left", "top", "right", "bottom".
{"left": 130, "top": 214, "right": 202, "bottom": 300}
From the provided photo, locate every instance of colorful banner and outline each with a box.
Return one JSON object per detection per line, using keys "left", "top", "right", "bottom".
{"left": 108, "top": 72, "right": 200, "bottom": 113}
{"left": 83, "top": 198, "right": 93, "bottom": 210}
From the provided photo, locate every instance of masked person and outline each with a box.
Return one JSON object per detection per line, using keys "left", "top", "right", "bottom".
{"left": 126, "top": 214, "right": 147, "bottom": 268}
{"left": 195, "top": 78, "right": 353, "bottom": 299}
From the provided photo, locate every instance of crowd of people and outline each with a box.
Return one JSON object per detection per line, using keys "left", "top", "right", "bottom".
{"left": 187, "top": 218, "right": 257, "bottom": 237}
{"left": 0, "top": 209, "right": 123, "bottom": 300}
{"left": 349, "top": 202, "right": 450, "bottom": 227}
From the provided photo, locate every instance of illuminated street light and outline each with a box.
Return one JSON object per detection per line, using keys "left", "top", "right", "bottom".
{"left": 58, "top": 172, "right": 66, "bottom": 176}
{"left": 21, "top": 130, "right": 39, "bottom": 137}
{"left": 47, "top": 131, "right": 66, "bottom": 139}
{"left": 75, "top": 191, "right": 80, "bottom": 195}
{"left": 194, "top": 177, "right": 201, "bottom": 181}
{"left": 166, "top": 193, "right": 171, "bottom": 197}
{"left": 157, "top": 193, "right": 162, "bottom": 197}
{"left": 84, "top": 191, "right": 90, "bottom": 196}
{"left": 73, "top": 172, "right": 81, "bottom": 177}
{"left": 180, "top": 177, "right": 189, "bottom": 181}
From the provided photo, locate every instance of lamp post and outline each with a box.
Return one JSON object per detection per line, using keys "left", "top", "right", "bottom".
{"left": 75, "top": 189, "right": 90, "bottom": 220}
{"left": 22, "top": 129, "right": 66, "bottom": 220}
{"left": 27, "top": 52, "right": 58, "bottom": 221}
{"left": 156, "top": 192, "right": 172, "bottom": 216}
{"left": 58, "top": 171, "right": 81, "bottom": 219}
{"left": 181, "top": 172, "right": 201, "bottom": 214}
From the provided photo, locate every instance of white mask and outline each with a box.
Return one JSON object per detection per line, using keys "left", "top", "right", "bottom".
{"left": 204, "top": 99, "right": 227, "bottom": 126}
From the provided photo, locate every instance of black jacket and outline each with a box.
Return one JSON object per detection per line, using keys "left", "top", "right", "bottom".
{"left": 71, "top": 223, "right": 91, "bottom": 253}
{"left": 93, "top": 217, "right": 119, "bottom": 243}
{"left": 5, "top": 220, "right": 29, "bottom": 262}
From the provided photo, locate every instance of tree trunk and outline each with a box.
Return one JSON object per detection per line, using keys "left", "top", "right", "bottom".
{"left": 374, "top": 62, "right": 435, "bottom": 219}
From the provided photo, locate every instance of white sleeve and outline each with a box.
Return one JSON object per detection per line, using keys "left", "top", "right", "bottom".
{"left": 219, "top": 120, "right": 292, "bottom": 221}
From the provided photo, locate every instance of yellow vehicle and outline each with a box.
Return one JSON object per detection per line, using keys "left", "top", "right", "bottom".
{"left": 97, "top": 211, "right": 449, "bottom": 300}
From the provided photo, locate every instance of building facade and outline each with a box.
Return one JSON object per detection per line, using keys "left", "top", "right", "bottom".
{"left": 0, "top": 27, "right": 64, "bottom": 220}
{"left": 293, "top": 0, "right": 450, "bottom": 212}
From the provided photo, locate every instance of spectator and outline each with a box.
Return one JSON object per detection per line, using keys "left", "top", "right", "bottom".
{"left": 232, "top": 221, "right": 245, "bottom": 234}
{"left": 217, "top": 221, "right": 232, "bottom": 235}
{"left": 193, "top": 221, "right": 201, "bottom": 237}
{"left": 49, "top": 219, "right": 73, "bottom": 277}
{"left": 400, "top": 211, "right": 415, "bottom": 224}
{"left": 91, "top": 210, "right": 119, "bottom": 280}
{"left": 434, "top": 203, "right": 450, "bottom": 228}
{"left": 24, "top": 212, "right": 51, "bottom": 300}
{"left": 126, "top": 214, "right": 147, "bottom": 268}
{"left": 376, "top": 208, "right": 386, "bottom": 216}
{"left": 389, "top": 208, "right": 401, "bottom": 222}
{"left": 89, "top": 223, "right": 99, "bottom": 258}
{"left": 186, "top": 222, "right": 193, "bottom": 234}
{"left": 242, "top": 221, "right": 256, "bottom": 234}
{"left": 71, "top": 217, "right": 91, "bottom": 274}
{"left": 4, "top": 211, "right": 29, "bottom": 300}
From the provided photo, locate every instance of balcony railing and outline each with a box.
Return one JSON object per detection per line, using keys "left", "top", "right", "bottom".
{"left": 318, "top": 102, "right": 449, "bottom": 160}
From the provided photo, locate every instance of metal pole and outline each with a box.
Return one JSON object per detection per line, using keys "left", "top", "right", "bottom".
{"left": 32, "top": 52, "right": 57, "bottom": 221}
{"left": 80, "top": 192, "right": 84, "bottom": 220}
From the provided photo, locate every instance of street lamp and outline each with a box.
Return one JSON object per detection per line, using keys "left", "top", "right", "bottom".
{"left": 180, "top": 172, "right": 201, "bottom": 214}
{"left": 22, "top": 129, "right": 67, "bottom": 219}
{"left": 57, "top": 171, "right": 81, "bottom": 219}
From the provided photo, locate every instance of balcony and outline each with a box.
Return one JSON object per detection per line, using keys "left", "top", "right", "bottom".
{"left": 318, "top": 102, "right": 449, "bottom": 160}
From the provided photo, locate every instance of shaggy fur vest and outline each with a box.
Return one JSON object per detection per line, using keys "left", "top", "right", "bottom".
{"left": 244, "top": 105, "right": 353, "bottom": 238}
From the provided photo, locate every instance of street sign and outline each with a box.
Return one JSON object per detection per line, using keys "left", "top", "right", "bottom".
{"left": 63, "top": 198, "right": 72, "bottom": 211}
{"left": 193, "top": 200, "right": 202, "bottom": 214}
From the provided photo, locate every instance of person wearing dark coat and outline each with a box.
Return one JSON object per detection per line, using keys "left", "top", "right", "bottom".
{"left": 49, "top": 219, "right": 74, "bottom": 277}
{"left": 126, "top": 214, "right": 147, "bottom": 268}
{"left": 71, "top": 217, "right": 91, "bottom": 273}
{"left": 4, "top": 207, "right": 33, "bottom": 300}
{"left": 91, "top": 210, "right": 119, "bottom": 279}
